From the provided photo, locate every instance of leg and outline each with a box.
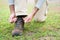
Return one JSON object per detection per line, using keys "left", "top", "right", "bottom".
{"left": 12, "top": 0, "right": 27, "bottom": 37}
{"left": 34, "top": 11, "right": 47, "bottom": 22}
{"left": 34, "top": 0, "right": 48, "bottom": 22}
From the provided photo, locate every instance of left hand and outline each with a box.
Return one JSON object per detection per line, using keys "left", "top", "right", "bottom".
{"left": 23, "top": 14, "right": 33, "bottom": 23}
{"left": 23, "top": 7, "right": 39, "bottom": 23}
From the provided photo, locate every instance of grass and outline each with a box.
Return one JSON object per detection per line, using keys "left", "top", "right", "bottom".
{"left": 0, "top": 0, "right": 60, "bottom": 40}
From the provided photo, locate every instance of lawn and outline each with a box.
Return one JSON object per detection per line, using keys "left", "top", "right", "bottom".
{"left": 0, "top": 0, "right": 60, "bottom": 40}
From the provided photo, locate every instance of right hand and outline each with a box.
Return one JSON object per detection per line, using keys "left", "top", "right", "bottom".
{"left": 9, "top": 13, "right": 17, "bottom": 23}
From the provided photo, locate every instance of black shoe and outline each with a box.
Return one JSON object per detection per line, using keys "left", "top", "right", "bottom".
{"left": 12, "top": 16, "right": 25, "bottom": 37}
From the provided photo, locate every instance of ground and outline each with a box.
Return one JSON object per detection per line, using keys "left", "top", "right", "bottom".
{"left": 0, "top": 0, "right": 60, "bottom": 40}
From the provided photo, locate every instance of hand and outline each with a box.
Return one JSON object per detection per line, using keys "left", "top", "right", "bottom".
{"left": 23, "top": 14, "right": 33, "bottom": 23}
{"left": 9, "top": 13, "right": 17, "bottom": 23}
{"left": 23, "top": 7, "right": 39, "bottom": 23}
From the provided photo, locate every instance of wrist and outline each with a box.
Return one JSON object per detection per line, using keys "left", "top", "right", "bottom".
{"left": 31, "top": 7, "right": 39, "bottom": 17}
{"left": 10, "top": 13, "right": 16, "bottom": 17}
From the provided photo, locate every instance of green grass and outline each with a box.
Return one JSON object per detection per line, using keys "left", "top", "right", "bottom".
{"left": 0, "top": 1, "right": 60, "bottom": 40}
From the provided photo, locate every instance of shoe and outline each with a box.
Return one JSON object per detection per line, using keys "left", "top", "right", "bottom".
{"left": 12, "top": 16, "right": 24, "bottom": 37}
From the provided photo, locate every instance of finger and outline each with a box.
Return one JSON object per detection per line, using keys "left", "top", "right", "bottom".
{"left": 23, "top": 17, "right": 27, "bottom": 20}
{"left": 25, "top": 18, "right": 31, "bottom": 23}
{"left": 13, "top": 18, "right": 17, "bottom": 23}
{"left": 23, "top": 17, "right": 27, "bottom": 23}
{"left": 9, "top": 18, "right": 12, "bottom": 23}
{"left": 9, "top": 19, "right": 14, "bottom": 23}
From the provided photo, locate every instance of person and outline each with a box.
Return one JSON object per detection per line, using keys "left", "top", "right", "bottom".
{"left": 8, "top": 0, "right": 48, "bottom": 36}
